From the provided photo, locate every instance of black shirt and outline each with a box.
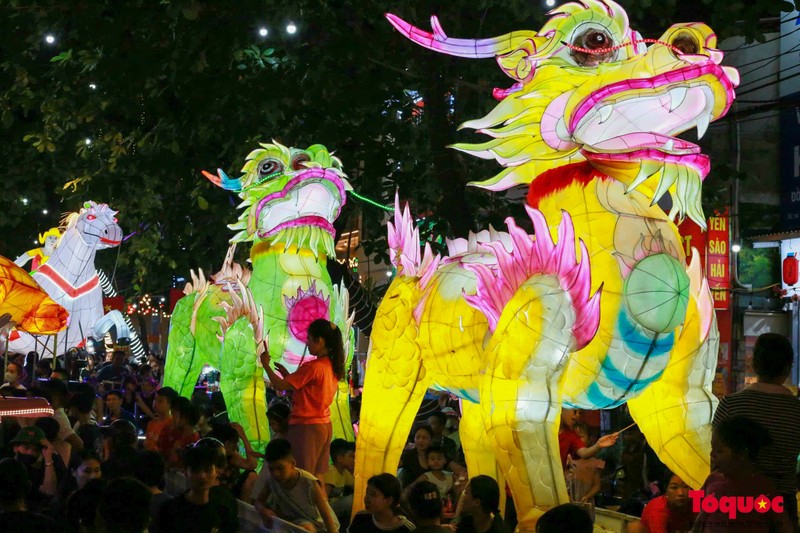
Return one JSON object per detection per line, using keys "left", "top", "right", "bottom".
{"left": 348, "top": 512, "right": 415, "bottom": 533}
{"left": 0, "top": 510, "right": 62, "bottom": 532}
{"left": 456, "top": 515, "right": 511, "bottom": 533}
{"left": 400, "top": 449, "right": 429, "bottom": 487}
{"left": 158, "top": 489, "right": 238, "bottom": 533}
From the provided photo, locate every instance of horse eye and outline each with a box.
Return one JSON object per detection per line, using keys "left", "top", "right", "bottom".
{"left": 87, "top": 214, "right": 97, "bottom": 221}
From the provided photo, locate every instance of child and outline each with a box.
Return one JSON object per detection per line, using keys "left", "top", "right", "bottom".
{"left": 324, "top": 439, "right": 355, "bottom": 524}
{"left": 144, "top": 387, "right": 176, "bottom": 451}
{"left": 267, "top": 402, "right": 290, "bottom": 440}
{"left": 406, "top": 445, "right": 454, "bottom": 504}
{"left": 156, "top": 396, "right": 199, "bottom": 468}
{"left": 349, "top": 473, "right": 415, "bottom": 533}
{"left": 158, "top": 444, "right": 238, "bottom": 533}
{"left": 568, "top": 422, "right": 604, "bottom": 506}
{"left": 255, "top": 438, "right": 339, "bottom": 533}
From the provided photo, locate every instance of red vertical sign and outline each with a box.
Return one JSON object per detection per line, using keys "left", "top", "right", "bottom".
{"left": 678, "top": 219, "right": 707, "bottom": 271}
{"left": 706, "top": 215, "right": 731, "bottom": 310}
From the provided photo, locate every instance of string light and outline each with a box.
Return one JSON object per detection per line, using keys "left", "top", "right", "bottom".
{"left": 286, "top": 23, "right": 297, "bottom": 35}
{"left": 347, "top": 190, "right": 394, "bottom": 212}
{"left": 561, "top": 38, "right": 683, "bottom": 56}
{"left": 258, "top": 27, "right": 268, "bottom": 37}
{"left": 44, "top": 34, "right": 55, "bottom": 44}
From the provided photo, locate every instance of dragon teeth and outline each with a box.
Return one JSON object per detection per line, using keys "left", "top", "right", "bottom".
{"left": 597, "top": 105, "right": 613, "bottom": 124}
{"left": 669, "top": 87, "right": 688, "bottom": 112}
{"left": 696, "top": 112, "right": 711, "bottom": 140}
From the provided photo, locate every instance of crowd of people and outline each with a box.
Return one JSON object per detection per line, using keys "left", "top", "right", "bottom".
{"left": 0, "top": 327, "right": 797, "bottom": 533}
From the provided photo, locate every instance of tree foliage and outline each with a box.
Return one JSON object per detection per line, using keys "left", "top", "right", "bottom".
{"left": 0, "top": 0, "right": 794, "bottom": 294}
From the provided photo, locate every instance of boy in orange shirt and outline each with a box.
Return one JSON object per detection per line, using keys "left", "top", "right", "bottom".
{"left": 144, "top": 387, "right": 177, "bottom": 451}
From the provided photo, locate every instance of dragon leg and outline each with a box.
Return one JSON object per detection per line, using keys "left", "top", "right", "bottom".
{"left": 163, "top": 291, "right": 207, "bottom": 398}
{"left": 352, "top": 278, "right": 429, "bottom": 515}
{"left": 330, "top": 283, "right": 355, "bottom": 441}
{"left": 213, "top": 284, "right": 270, "bottom": 455}
{"left": 627, "top": 257, "right": 718, "bottom": 489}
{"left": 480, "top": 277, "right": 575, "bottom": 531}
{"left": 460, "top": 400, "right": 505, "bottom": 511}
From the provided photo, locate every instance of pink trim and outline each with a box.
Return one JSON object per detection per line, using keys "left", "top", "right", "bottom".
{"left": 254, "top": 168, "right": 347, "bottom": 227}
{"left": 569, "top": 63, "right": 736, "bottom": 134}
{"left": 257, "top": 216, "right": 335, "bottom": 238}
{"left": 463, "top": 207, "right": 601, "bottom": 349}
{"left": 584, "top": 149, "right": 710, "bottom": 179}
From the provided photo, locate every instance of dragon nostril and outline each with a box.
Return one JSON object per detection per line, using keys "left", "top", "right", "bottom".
{"left": 672, "top": 35, "right": 699, "bottom": 56}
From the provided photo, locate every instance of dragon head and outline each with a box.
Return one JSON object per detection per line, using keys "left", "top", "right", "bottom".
{"left": 203, "top": 141, "right": 352, "bottom": 258}
{"left": 387, "top": 0, "right": 739, "bottom": 227}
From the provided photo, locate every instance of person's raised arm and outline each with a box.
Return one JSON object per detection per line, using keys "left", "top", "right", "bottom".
{"left": 576, "top": 433, "right": 618, "bottom": 459}
{"left": 260, "top": 352, "right": 295, "bottom": 392}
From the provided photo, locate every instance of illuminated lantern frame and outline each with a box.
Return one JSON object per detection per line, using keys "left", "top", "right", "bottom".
{"left": 355, "top": 1, "right": 738, "bottom": 528}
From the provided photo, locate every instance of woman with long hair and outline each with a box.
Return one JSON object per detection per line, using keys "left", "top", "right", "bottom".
{"left": 349, "top": 473, "right": 415, "bottom": 533}
{"left": 261, "top": 318, "right": 345, "bottom": 478}
{"left": 456, "top": 475, "right": 510, "bottom": 533}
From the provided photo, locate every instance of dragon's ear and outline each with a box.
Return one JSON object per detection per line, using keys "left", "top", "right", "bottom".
{"left": 496, "top": 36, "right": 547, "bottom": 82}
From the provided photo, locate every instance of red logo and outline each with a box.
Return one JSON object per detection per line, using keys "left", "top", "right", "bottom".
{"left": 689, "top": 490, "right": 784, "bottom": 519}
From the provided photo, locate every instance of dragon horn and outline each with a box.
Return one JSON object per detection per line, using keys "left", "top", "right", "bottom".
{"left": 385, "top": 13, "right": 537, "bottom": 59}
{"left": 201, "top": 168, "right": 242, "bottom": 192}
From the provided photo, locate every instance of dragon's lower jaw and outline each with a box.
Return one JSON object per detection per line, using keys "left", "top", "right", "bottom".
{"left": 258, "top": 216, "right": 335, "bottom": 239}
{"left": 251, "top": 225, "right": 338, "bottom": 259}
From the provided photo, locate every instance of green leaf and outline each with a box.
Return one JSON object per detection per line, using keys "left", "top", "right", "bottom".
{"left": 197, "top": 196, "right": 209, "bottom": 210}
{"left": 49, "top": 49, "right": 73, "bottom": 63}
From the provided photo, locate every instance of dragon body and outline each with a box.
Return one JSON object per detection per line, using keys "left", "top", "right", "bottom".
{"left": 355, "top": 1, "right": 738, "bottom": 528}
{"left": 163, "top": 143, "right": 355, "bottom": 454}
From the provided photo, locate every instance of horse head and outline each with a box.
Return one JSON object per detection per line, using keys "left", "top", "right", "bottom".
{"left": 70, "top": 201, "right": 122, "bottom": 250}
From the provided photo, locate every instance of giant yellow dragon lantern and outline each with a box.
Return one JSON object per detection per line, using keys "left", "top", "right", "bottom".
{"left": 354, "top": 0, "right": 738, "bottom": 529}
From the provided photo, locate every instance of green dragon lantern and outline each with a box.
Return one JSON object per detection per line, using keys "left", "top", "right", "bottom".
{"left": 164, "top": 142, "right": 355, "bottom": 453}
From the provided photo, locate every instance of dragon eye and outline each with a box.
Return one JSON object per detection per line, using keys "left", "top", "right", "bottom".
{"left": 291, "top": 153, "right": 310, "bottom": 170}
{"left": 257, "top": 158, "right": 284, "bottom": 177}
{"left": 570, "top": 28, "right": 615, "bottom": 67}
{"left": 86, "top": 214, "right": 97, "bottom": 221}
{"left": 671, "top": 34, "right": 699, "bottom": 56}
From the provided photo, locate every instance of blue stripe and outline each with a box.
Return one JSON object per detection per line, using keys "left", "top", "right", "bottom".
{"left": 600, "top": 356, "right": 665, "bottom": 392}
{"left": 586, "top": 382, "right": 614, "bottom": 407}
{"left": 618, "top": 309, "right": 675, "bottom": 356}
